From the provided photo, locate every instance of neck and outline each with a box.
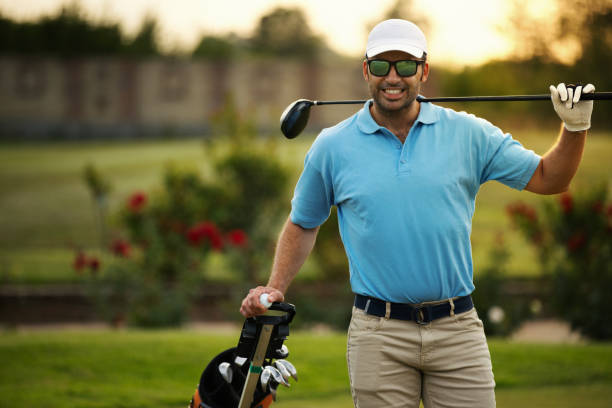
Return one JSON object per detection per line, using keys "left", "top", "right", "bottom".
{"left": 370, "top": 100, "right": 420, "bottom": 143}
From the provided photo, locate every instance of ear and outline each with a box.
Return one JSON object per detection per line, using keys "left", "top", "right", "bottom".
{"left": 362, "top": 59, "right": 369, "bottom": 81}
{"left": 420, "top": 62, "right": 429, "bottom": 83}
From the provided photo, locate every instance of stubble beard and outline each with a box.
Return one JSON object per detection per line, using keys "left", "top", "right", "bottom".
{"left": 369, "top": 82, "right": 420, "bottom": 118}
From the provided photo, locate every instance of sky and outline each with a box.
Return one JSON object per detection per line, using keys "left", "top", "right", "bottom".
{"left": 0, "top": 0, "right": 551, "bottom": 67}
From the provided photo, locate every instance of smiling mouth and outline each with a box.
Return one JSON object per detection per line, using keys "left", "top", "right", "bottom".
{"left": 381, "top": 88, "right": 406, "bottom": 98}
{"left": 384, "top": 88, "right": 402, "bottom": 94}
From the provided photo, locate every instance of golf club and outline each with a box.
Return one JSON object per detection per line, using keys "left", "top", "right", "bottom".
{"left": 273, "top": 360, "right": 291, "bottom": 382}
{"left": 218, "top": 362, "right": 233, "bottom": 384}
{"left": 269, "top": 381, "right": 278, "bottom": 401}
{"left": 276, "top": 345, "right": 289, "bottom": 359}
{"left": 268, "top": 366, "right": 290, "bottom": 387}
{"left": 260, "top": 366, "right": 272, "bottom": 390}
{"left": 280, "top": 91, "right": 612, "bottom": 139}
{"left": 275, "top": 359, "right": 298, "bottom": 381}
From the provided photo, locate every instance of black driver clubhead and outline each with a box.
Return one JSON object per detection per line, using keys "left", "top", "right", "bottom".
{"left": 280, "top": 99, "right": 314, "bottom": 139}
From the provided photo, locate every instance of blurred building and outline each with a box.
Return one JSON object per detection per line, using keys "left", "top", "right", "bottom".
{"left": 0, "top": 57, "right": 376, "bottom": 140}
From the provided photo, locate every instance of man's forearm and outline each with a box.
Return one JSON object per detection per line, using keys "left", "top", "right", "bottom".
{"left": 267, "top": 217, "right": 319, "bottom": 294}
{"left": 526, "top": 124, "right": 586, "bottom": 194}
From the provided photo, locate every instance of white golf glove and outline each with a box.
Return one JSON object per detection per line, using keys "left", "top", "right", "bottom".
{"left": 550, "top": 83, "right": 595, "bottom": 131}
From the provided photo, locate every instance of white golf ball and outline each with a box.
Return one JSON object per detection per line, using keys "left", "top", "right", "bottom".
{"left": 260, "top": 293, "right": 272, "bottom": 308}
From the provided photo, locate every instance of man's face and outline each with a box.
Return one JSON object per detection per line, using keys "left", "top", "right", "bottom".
{"left": 362, "top": 50, "right": 429, "bottom": 114}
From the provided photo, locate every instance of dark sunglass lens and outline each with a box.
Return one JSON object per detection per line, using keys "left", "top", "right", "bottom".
{"left": 369, "top": 60, "right": 390, "bottom": 76}
{"left": 395, "top": 60, "right": 418, "bottom": 76}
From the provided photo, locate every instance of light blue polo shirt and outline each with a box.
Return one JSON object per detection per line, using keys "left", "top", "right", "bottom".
{"left": 290, "top": 100, "right": 541, "bottom": 303}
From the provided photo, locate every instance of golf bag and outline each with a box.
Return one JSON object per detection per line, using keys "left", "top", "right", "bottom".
{"left": 189, "top": 301, "right": 296, "bottom": 408}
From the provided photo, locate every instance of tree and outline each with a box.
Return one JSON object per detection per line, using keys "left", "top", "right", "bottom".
{"left": 503, "top": 0, "right": 612, "bottom": 126}
{"left": 123, "top": 15, "right": 160, "bottom": 56}
{"left": 0, "top": 4, "right": 124, "bottom": 56}
{"left": 250, "top": 7, "right": 323, "bottom": 58}
{"left": 192, "top": 34, "right": 239, "bottom": 59}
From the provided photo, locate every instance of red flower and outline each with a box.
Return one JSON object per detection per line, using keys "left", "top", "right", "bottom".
{"left": 559, "top": 192, "right": 573, "bottom": 213}
{"left": 73, "top": 251, "right": 88, "bottom": 273}
{"left": 227, "top": 229, "right": 248, "bottom": 248}
{"left": 111, "top": 239, "right": 131, "bottom": 257}
{"left": 209, "top": 233, "right": 224, "bottom": 251}
{"left": 128, "top": 192, "right": 147, "bottom": 212}
{"left": 591, "top": 200, "right": 603, "bottom": 214}
{"left": 187, "top": 221, "right": 224, "bottom": 250}
{"left": 73, "top": 252, "right": 101, "bottom": 274}
{"left": 506, "top": 202, "right": 537, "bottom": 222}
{"left": 88, "top": 257, "right": 100, "bottom": 273}
{"left": 567, "top": 232, "right": 586, "bottom": 252}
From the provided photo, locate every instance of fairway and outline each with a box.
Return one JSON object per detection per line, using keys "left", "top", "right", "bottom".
{"left": 1, "top": 130, "right": 611, "bottom": 284}
{"left": 0, "top": 328, "right": 611, "bottom": 407}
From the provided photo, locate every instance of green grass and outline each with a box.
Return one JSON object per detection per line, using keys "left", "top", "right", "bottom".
{"left": 0, "top": 130, "right": 611, "bottom": 283}
{"left": 0, "top": 328, "right": 611, "bottom": 407}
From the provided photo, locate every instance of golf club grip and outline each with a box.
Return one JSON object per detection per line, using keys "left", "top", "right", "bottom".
{"left": 312, "top": 92, "right": 612, "bottom": 105}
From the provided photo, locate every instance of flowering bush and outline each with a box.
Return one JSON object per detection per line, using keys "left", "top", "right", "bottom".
{"left": 78, "top": 99, "right": 290, "bottom": 327}
{"left": 507, "top": 185, "right": 612, "bottom": 340}
{"left": 76, "top": 189, "right": 250, "bottom": 327}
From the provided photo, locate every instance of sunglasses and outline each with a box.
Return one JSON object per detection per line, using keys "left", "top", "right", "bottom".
{"left": 367, "top": 59, "right": 424, "bottom": 77}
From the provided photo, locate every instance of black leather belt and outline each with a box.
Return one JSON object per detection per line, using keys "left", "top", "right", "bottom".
{"left": 354, "top": 294, "right": 473, "bottom": 324}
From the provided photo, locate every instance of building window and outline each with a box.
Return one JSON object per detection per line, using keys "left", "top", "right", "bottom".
{"left": 15, "top": 61, "right": 46, "bottom": 99}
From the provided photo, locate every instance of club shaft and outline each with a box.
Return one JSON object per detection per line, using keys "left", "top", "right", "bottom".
{"left": 313, "top": 92, "right": 612, "bottom": 105}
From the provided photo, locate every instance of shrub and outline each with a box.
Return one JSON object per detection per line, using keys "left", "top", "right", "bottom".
{"left": 507, "top": 185, "right": 612, "bottom": 340}
{"left": 472, "top": 234, "right": 532, "bottom": 336}
{"left": 77, "top": 99, "right": 291, "bottom": 327}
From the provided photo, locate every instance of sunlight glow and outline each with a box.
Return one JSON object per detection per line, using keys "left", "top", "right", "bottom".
{"left": 1, "top": 0, "right": 534, "bottom": 67}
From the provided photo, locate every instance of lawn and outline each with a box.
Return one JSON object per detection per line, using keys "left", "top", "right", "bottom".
{"left": 0, "top": 328, "right": 611, "bottom": 407}
{"left": 0, "top": 130, "right": 611, "bottom": 284}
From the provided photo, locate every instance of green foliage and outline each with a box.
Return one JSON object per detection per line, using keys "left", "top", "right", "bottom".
{"left": 122, "top": 15, "right": 160, "bottom": 57}
{"left": 449, "top": 0, "right": 612, "bottom": 127}
{"left": 76, "top": 99, "right": 290, "bottom": 326}
{"left": 83, "top": 163, "right": 111, "bottom": 200}
{"left": 472, "top": 234, "right": 532, "bottom": 337}
{"left": 192, "top": 34, "right": 237, "bottom": 60}
{"left": 507, "top": 185, "right": 612, "bottom": 339}
{"left": 250, "top": 7, "right": 323, "bottom": 58}
{"left": 312, "top": 207, "right": 349, "bottom": 281}
{"left": 0, "top": 4, "right": 161, "bottom": 57}
{"left": 0, "top": 5, "right": 123, "bottom": 56}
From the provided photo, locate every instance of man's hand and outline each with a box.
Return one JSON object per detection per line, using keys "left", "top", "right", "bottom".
{"left": 550, "top": 83, "right": 595, "bottom": 132}
{"left": 240, "top": 286, "right": 285, "bottom": 317}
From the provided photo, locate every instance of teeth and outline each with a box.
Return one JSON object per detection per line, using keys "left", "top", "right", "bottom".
{"left": 384, "top": 89, "right": 402, "bottom": 94}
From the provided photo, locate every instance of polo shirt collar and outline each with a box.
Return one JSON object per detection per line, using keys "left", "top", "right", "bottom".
{"left": 357, "top": 97, "right": 438, "bottom": 134}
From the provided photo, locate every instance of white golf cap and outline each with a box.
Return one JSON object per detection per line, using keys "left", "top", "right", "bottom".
{"left": 366, "top": 19, "right": 427, "bottom": 59}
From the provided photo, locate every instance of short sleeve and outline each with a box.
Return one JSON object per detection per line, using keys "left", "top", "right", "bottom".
{"left": 480, "top": 126, "right": 541, "bottom": 190}
{"left": 290, "top": 147, "right": 335, "bottom": 228}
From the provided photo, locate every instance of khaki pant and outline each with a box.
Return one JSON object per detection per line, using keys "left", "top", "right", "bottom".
{"left": 347, "top": 306, "right": 495, "bottom": 408}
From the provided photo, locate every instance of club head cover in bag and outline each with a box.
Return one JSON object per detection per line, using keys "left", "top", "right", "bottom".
{"left": 189, "top": 347, "right": 272, "bottom": 408}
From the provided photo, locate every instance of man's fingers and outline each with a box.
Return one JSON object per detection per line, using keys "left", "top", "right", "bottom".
{"left": 550, "top": 85, "right": 559, "bottom": 101}
{"left": 565, "top": 87, "right": 574, "bottom": 109}
{"left": 239, "top": 286, "right": 285, "bottom": 317}
{"left": 583, "top": 83, "right": 595, "bottom": 94}
{"left": 573, "top": 85, "right": 582, "bottom": 104}
{"left": 557, "top": 83, "right": 568, "bottom": 102}
{"left": 267, "top": 291, "right": 285, "bottom": 303}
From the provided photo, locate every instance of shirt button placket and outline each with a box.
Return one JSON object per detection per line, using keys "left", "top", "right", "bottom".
{"left": 399, "top": 145, "right": 409, "bottom": 172}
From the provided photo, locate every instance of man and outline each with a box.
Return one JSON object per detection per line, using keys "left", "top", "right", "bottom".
{"left": 240, "top": 19, "right": 595, "bottom": 407}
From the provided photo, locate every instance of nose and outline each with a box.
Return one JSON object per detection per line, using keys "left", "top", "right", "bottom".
{"left": 384, "top": 64, "right": 401, "bottom": 83}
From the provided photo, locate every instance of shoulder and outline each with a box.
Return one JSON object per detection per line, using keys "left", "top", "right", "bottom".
{"left": 429, "top": 103, "right": 504, "bottom": 145}
{"left": 309, "top": 112, "right": 360, "bottom": 153}
{"left": 432, "top": 104, "right": 496, "bottom": 131}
